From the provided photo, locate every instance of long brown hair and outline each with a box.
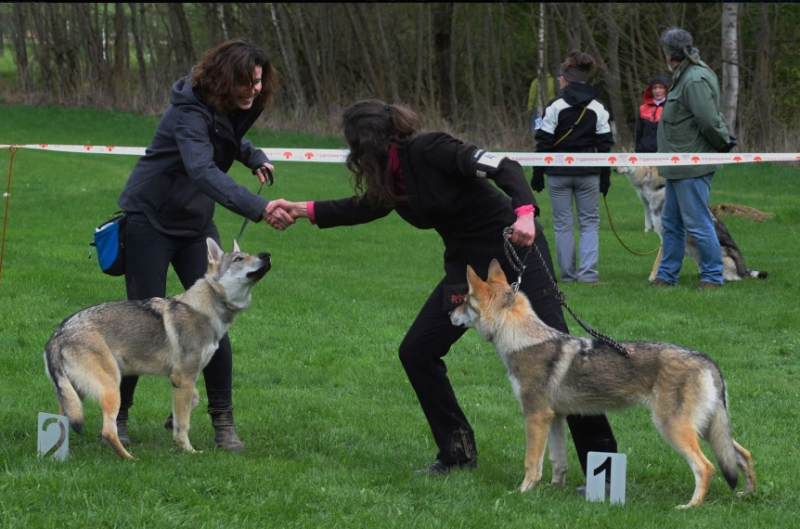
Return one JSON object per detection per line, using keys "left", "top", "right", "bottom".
{"left": 340, "top": 100, "right": 420, "bottom": 208}
{"left": 191, "top": 38, "right": 278, "bottom": 114}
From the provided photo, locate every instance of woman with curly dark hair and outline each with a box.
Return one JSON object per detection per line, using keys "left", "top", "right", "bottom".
{"left": 116, "top": 38, "right": 293, "bottom": 452}
{"left": 267, "top": 99, "right": 617, "bottom": 483}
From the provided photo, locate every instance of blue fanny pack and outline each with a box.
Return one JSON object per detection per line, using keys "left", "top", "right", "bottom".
{"left": 90, "top": 212, "right": 127, "bottom": 276}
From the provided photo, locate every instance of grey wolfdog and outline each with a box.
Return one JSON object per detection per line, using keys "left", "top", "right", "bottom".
{"left": 449, "top": 259, "right": 756, "bottom": 508}
{"left": 44, "top": 238, "right": 270, "bottom": 459}
{"left": 614, "top": 165, "right": 768, "bottom": 282}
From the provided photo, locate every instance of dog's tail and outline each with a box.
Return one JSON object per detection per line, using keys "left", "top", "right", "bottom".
{"left": 706, "top": 382, "right": 739, "bottom": 490}
{"left": 746, "top": 269, "right": 768, "bottom": 279}
{"left": 43, "top": 347, "right": 85, "bottom": 436}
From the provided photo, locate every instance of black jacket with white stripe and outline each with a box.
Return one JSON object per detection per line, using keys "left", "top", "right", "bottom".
{"left": 533, "top": 82, "right": 614, "bottom": 178}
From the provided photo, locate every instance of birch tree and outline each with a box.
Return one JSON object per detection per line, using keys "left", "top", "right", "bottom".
{"left": 721, "top": 3, "right": 739, "bottom": 136}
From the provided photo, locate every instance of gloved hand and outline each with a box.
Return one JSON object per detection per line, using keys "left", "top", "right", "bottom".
{"left": 599, "top": 169, "right": 611, "bottom": 197}
{"left": 531, "top": 168, "right": 545, "bottom": 193}
{"left": 719, "top": 141, "right": 737, "bottom": 153}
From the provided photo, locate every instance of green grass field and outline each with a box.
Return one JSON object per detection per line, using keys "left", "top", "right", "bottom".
{"left": 1, "top": 105, "right": 799, "bottom": 528}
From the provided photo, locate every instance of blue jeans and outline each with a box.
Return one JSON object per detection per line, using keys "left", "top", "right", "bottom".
{"left": 656, "top": 174, "right": 723, "bottom": 285}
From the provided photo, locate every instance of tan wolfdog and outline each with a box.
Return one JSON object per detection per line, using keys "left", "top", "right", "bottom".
{"left": 44, "top": 238, "right": 271, "bottom": 459}
{"left": 449, "top": 259, "right": 756, "bottom": 508}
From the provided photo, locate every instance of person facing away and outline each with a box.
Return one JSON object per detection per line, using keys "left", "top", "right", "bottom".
{"left": 116, "top": 38, "right": 294, "bottom": 451}
{"left": 634, "top": 75, "right": 671, "bottom": 153}
{"left": 265, "top": 99, "right": 617, "bottom": 485}
{"left": 531, "top": 50, "right": 614, "bottom": 285}
{"left": 652, "top": 27, "right": 736, "bottom": 290}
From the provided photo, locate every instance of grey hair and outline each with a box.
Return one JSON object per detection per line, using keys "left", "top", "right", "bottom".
{"left": 660, "top": 27, "right": 698, "bottom": 61}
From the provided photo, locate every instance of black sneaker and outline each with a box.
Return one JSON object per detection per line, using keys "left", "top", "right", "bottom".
{"left": 414, "top": 458, "right": 477, "bottom": 475}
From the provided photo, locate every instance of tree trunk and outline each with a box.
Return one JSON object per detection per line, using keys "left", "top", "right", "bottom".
{"left": 269, "top": 3, "right": 308, "bottom": 112}
{"left": 112, "top": 3, "right": 129, "bottom": 107}
{"left": 414, "top": 3, "right": 424, "bottom": 107}
{"left": 721, "top": 3, "right": 739, "bottom": 139}
{"left": 354, "top": 3, "right": 389, "bottom": 102}
{"left": 376, "top": 4, "right": 399, "bottom": 103}
{"left": 463, "top": 4, "right": 478, "bottom": 117}
{"left": 287, "top": 4, "right": 324, "bottom": 111}
{"left": 753, "top": 4, "right": 772, "bottom": 148}
{"left": 433, "top": 3, "right": 454, "bottom": 121}
{"left": 10, "top": 3, "right": 32, "bottom": 95}
{"left": 128, "top": 3, "right": 150, "bottom": 109}
{"left": 448, "top": 4, "right": 459, "bottom": 120}
{"left": 575, "top": 4, "right": 631, "bottom": 147}
{"left": 167, "top": 3, "right": 195, "bottom": 75}
{"left": 343, "top": 3, "right": 385, "bottom": 101}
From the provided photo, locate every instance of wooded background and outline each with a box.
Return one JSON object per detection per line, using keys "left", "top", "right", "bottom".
{"left": 1, "top": 3, "right": 798, "bottom": 151}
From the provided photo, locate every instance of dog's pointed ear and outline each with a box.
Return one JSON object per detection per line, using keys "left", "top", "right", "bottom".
{"left": 487, "top": 259, "right": 508, "bottom": 285}
{"left": 466, "top": 264, "right": 481, "bottom": 291}
{"left": 233, "top": 239, "right": 241, "bottom": 253}
{"left": 207, "top": 238, "right": 224, "bottom": 265}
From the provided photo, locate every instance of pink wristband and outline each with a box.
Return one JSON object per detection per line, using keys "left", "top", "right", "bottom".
{"left": 515, "top": 204, "right": 535, "bottom": 217}
{"left": 307, "top": 201, "right": 316, "bottom": 224}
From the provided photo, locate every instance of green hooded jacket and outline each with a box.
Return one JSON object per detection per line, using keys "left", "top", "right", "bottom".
{"left": 657, "top": 52, "right": 731, "bottom": 179}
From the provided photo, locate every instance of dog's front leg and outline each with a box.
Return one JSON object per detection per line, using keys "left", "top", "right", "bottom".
{"left": 547, "top": 415, "right": 567, "bottom": 486}
{"left": 520, "top": 409, "right": 555, "bottom": 492}
{"left": 169, "top": 374, "right": 199, "bottom": 453}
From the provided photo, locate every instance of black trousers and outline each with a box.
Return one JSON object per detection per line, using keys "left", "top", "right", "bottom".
{"left": 119, "top": 213, "right": 233, "bottom": 412}
{"left": 398, "top": 231, "right": 617, "bottom": 473}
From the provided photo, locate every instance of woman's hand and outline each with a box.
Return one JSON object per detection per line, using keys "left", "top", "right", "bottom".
{"left": 507, "top": 212, "right": 536, "bottom": 247}
{"left": 263, "top": 199, "right": 296, "bottom": 230}
{"left": 264, "top": 199, "right": 307, "bottom": 230}
{"left": 253, "top": 163, "right": 275, "bottom": 185}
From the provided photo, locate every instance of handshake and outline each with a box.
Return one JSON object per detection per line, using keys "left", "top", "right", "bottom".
{"left": 262, "top": 199, "right": 304, "bottom": 230}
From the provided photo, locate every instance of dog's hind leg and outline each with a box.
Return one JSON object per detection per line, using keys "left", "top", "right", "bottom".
{"left": 733, "top": 440, "right": 756, "bottom": 497}
{"left": 658, "top": 419, "right": 715, "bottom": 508}
{"left": 99, "top": 385, "right": 134, "bottom": 460}
{"left": 520, "top": 409, "right": 555, "bottom": 492}
{"left": 547, "top": 415, "right": 568, "bottom": 486}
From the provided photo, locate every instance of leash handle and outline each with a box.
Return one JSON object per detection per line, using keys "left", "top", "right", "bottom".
{"left": 502, "top": 226, "right": 531, "bottom": 293}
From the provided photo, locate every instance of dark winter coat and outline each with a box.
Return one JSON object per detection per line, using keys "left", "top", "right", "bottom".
{"left": 118, "top": 71, "right": 270, "bottom": 237}
{"left": 312, "top": 132, "right": 539, "bottom": 284}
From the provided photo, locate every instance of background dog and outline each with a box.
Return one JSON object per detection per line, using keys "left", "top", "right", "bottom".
{"left": 450, "top": 259, "right": 756, "bottom": 508}
{"left": 614, "top": 165, "right": 768, "bottom": 282}
{"left": 44, "top": 238, "right": 271, "bottom": 459}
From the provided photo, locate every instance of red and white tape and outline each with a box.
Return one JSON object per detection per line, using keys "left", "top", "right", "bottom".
{"left": 2, "top": 143, "right": 799, "bottom": 166}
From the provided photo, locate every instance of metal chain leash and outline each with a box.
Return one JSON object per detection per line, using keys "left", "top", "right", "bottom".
{"left": 502, "top": 227, "right": 630, "bottom": 358}
{"left": 502, "top": 227, "right": 531, "bottom": 293}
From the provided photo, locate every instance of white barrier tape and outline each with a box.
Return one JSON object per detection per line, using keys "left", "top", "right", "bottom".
{"left": 2, "top": 144, "right": 799, "bottom": 166}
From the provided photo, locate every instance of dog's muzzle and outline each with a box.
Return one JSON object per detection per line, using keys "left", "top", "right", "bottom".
{"left": 247, "top": 252, "right": 272, "bottom": 280}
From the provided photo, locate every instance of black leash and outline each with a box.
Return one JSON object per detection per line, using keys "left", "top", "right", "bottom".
{"left": 236, "top": 167, "right": 273, "bottom": 243}
{"left": 502, "top": 227, "right": 630, "bottom": 358}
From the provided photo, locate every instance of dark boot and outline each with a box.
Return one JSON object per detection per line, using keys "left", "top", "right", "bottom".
{"left": 116, "top": 408, "right": 131, "bottom": 447}
{"left": 209, "top": 408, "right": 244, "bottom": 451}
